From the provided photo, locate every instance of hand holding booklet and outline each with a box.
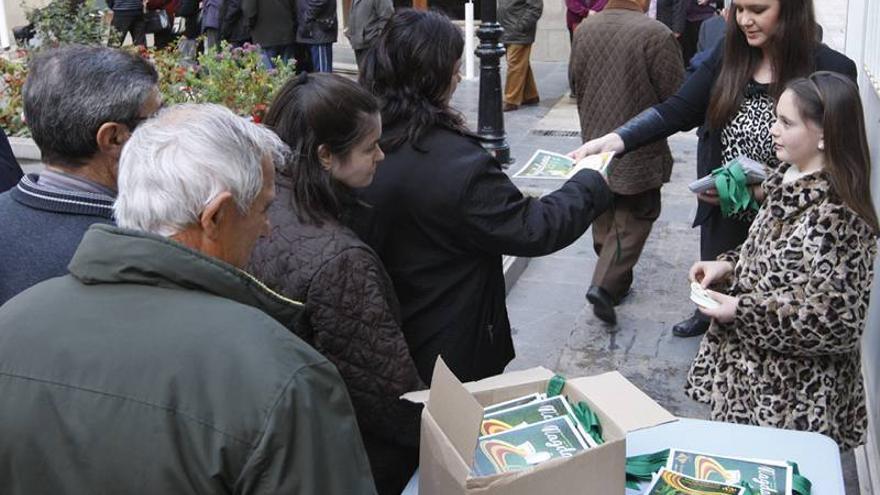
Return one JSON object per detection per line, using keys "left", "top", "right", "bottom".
{"left": 513, "top": 149, "right": 615, "bottom": 179}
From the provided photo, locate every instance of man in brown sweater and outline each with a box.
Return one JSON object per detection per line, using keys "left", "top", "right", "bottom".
{"left": 569, "top": 0, "right": 684, "bottom": 325}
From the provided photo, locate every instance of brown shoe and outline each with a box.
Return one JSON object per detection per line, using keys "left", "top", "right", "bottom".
{"left": 522, "top": 97, "right": 540, "bottom": 106}
{"left": 502, "top": 102, "right": 519, "bottom": 112}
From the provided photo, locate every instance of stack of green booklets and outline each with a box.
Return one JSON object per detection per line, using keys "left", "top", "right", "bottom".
{"left": 471, "top": 393, "right": 598, "bottom": 477}
{"left": 643, "top": 449, "right": 794, "bottom": 495}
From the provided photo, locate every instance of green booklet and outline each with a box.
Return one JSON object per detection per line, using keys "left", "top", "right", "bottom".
{"left": 482, "top": 393, "right": 544, "bottom": 416}
{"left": 472, "top": 415, "right": 589, "bottom": 477}
{"left": 646, "top": 468, "right": 745, "bottom": 495}
{"left": 481, "top": 395, "right": 573, "bottom": 436}
{"left": 513, "top": 150, "right": 615, "bottom": 179}
{"left": 667, "top": 449, "right": 792, "bottom": 495}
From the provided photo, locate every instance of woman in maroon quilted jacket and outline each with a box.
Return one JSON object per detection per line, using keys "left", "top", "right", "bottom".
{"left": 248, "top": 72, "right": 424, "bottom": 495}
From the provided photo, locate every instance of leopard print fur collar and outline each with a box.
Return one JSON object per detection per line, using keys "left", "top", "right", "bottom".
{"left": 764, "top": 163, "right": 831, "bottom": 221}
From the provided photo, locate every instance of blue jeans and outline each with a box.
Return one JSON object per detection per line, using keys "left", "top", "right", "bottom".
{"left": 307, "top": 43, "right": 333, "bottom": 72}
{"left": 261, "top": 44, "right": 295, "bottom": 69}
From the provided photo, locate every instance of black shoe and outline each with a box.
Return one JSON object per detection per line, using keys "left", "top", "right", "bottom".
{"left": 672, "top": 313, "right": 710, "bottom": 338}
{"left": 586, "top": 286, "right": 617, "bottom": 325}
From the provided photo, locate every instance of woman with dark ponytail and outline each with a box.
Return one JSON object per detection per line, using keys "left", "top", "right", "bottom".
{"left": 248, "top": 72, "right": 423, "bottom": 495}
{"left": 688, "top": 72, "right": 878, "bottom": 449}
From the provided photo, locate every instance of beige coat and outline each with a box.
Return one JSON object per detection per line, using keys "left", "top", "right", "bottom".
{"left": 569, "top": 0, "right": 684, "bottom": 195}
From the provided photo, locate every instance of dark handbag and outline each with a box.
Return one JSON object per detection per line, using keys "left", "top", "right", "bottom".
{"left": 145, "top": 9, "right": 172, "bottom": 33}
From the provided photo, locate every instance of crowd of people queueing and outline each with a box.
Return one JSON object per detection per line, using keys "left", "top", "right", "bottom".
{"left": 0, "top": 1, "right": 877, "bottom": 493}
{"left": 103, "top": 0, "right": 392, "bottom": 71}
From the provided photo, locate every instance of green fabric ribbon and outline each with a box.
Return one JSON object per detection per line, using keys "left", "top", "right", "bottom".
{"left": 625, "top": 449, "right": 670, "bottom": 489}
{"left": 790, "top": 461, "right": 812, "bottom": 495}
{"left": 624, "top": 450, "right": 812, "bottom": 495}
{"left": 547, "top": 374, "right": 566, "bottom": 398}
{"left": 713, "top": 162, "right": 759, "bottom": 217}
{"left": 547, "top": 374, "right": 605, "bottom": 445}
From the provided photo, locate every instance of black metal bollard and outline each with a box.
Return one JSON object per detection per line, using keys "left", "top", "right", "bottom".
{"left": 475, "top": 0, "right": 512, "bottom": 165}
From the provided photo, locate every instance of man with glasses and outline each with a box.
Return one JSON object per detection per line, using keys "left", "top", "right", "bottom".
{"left": 0, "top": 45, "right": 161, "bottom": 306}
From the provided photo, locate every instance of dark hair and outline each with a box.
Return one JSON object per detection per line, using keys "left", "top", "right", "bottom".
{"left": 707, "top": 0, "right": 817, "bottom": 129}
{"left": 785, "top": 72, "right": 879, "bottom": 234}
{"left": 359, "top": 9, "right": 466, "bottom": 151}
{"left": 23, "top": 45, "right": 159, "bottom": 168}
{"left": 264, "top": 72, "right": 380, "bottom": 226}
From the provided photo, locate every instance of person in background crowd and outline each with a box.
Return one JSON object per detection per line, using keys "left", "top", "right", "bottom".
{"left": 564, "top": 0, "right": 608, "bottom": 96}
{"left": 570, "top": 0, "right": 684, "bottom": 325}
{"left": 243, "top": 0, "right": 298, "bottom": 67}
{"left": 680, "top": 0, "right": 723, "bottom": 64}
{"left": 565, "top": 0, "right": 608, "bottom": 42}
{"left": 145, "top": 0, "right": 177, "bottom": 50}
{"left": 347, "top": 0, "right": 394, "bottom": 70}
{"left": 250, "top": 72, "right": 423, "bottom": 495}
{"left": 0, "top": 133, "right": 21, "bottom": 194}
{"left": 499, "top": 0, "right": 542, "bottom": 112}
{"left": 107, "top": 0, "right": 146, "bottom": 47}
{"left": 655, "top": 0, "right": 685, "bottom": 37}
{"left": 569, "top": 0, "right": 857, "bottom": 338}
{"left": 686, "top": 0, "right": 728, "bottom": 73}
{"left": 219, "top": 0, "right": 252, "bottom": 47}
{"left": 357, "top": 9, "right": 612, "bottom": 384}
{"left": 0, "top": 46, "right": 161, "bottom": 306}
{"left": 297, "top": 0, "right": 337, "bottom": 72}
{"left": 201, "top": 0, "right": 224, "bottom": 50}
{"left": 688, "top": 72, "right": 878, "bottom": 449}
{"left": 0, "top": 103, "right": 378, "bottom": 494}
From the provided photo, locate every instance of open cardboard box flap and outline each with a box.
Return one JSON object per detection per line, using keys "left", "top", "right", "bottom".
{"left": 402, "top": 363, "right": 554, "bottom": 405}
{"left": 567, "top": 372, "right": 676, "bottom": 433}
{"left": 419, "top": 359, "right": 556, "bottom": 469}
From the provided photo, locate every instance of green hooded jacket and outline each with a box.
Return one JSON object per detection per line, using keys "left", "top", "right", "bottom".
{"left": 0, "top": 225, "right": 378, "bottom": 494}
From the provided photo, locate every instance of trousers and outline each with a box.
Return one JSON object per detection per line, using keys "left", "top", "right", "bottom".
{"left": 503, "top": 43, "right": 539, "bottom": 106}
{"left": 591, "top": 188, "right": 662, "bottom": 300}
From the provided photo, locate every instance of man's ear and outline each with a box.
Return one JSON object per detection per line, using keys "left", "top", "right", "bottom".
{"left": 95, "top": 122, "right": 131, "bottom": 159}
{"left": 317, "top": 144, "right": 333, "bottom": 171}
{"left": 199, "top": 191, "right": 236, "bottom": 240}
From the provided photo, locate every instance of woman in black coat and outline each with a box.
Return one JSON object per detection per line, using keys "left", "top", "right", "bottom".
{"left": 356, "top": 9, "right": 613, "bottom": 384}
{"left": 571, "top": 0, "right": 856, "bottom": 338}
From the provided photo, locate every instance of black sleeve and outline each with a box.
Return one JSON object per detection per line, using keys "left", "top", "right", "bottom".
{"left": 617, "top": 38, "right": 722, "bottom": 151}
{"left": 0, "top": 132, "right": 22, "bottom": 194}
{"left": 458, "top": 158, "right": 613, "bottom": 258}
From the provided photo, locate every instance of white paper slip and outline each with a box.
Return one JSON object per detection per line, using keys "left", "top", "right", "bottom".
{"left": 690, "top": 282, "right": 721, "bottom": 309}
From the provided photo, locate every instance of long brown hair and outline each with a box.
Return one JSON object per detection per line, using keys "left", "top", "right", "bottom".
{"left": 264, "top": 73, "right": 380, "bottom": 226}
{"left": 707, "top": 0, "right": 817, "bottom": 129}
{"left": 786, "top": 72, "right": 879, "bottom": 234}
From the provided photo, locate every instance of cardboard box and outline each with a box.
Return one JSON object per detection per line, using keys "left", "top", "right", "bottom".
{"left": 405, "top": 359, "right": 676, "bottom": 494}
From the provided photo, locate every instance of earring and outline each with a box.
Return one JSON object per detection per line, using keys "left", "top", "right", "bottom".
{"left": 818, "top": 141, "right": 825, "bottom": 151}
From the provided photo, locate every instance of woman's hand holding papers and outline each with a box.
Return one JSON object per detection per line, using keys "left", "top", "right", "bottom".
{"left": 568, "top": 133, "right": 624, "bottom": 161}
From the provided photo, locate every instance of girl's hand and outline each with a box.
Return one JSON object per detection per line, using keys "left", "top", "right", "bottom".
{"left": 696, "top": 187, "right": 721, "bottom": 205}
{"left": 567, "top": 133, "right": 624, "bottom": 161}
{"left": 689, "top": 260, "right": 734, "bottom": 288}
{"left": 697, "top": 289, "right": 738, "bottom": 323}
{"left": 750, "top": 183, "right": 765, "bottom": 203}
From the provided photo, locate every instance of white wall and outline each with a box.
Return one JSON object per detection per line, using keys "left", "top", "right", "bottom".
{"left": 846, "top": 0, "right": 880, "bottom": 492}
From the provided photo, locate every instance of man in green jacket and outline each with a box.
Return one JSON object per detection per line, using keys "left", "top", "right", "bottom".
{"left": 0, "top": 104, "right": 378, "bottom": 494}
{"left": 499, "top": 0, "right": 543, "bottom": 111}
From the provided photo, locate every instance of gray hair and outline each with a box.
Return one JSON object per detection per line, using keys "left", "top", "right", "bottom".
{"left": 23, "top": 45, "right": 159, "bottom": 168}
{"left": 114, "top": 103, "right": 289, "bottom": 237}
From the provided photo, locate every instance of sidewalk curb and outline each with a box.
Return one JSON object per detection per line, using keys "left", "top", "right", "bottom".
{"left": 8, "top": 136, "right": 40, "bottom": 161}
{"left": 503, "top": 255, "right": 530, "bottom": 295}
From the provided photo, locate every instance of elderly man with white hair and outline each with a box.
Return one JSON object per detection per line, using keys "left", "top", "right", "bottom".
{"left": 0, "top": 104, "right": 378, "bottom": 494}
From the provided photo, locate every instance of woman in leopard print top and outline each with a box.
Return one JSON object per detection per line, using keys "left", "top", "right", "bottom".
{"left": 688, "top": 72, "right": 879, "bottom": 449}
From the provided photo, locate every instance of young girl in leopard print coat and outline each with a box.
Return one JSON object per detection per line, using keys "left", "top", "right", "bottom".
{"left": 685, "top": 72, "right": 879, "bottom": 449}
